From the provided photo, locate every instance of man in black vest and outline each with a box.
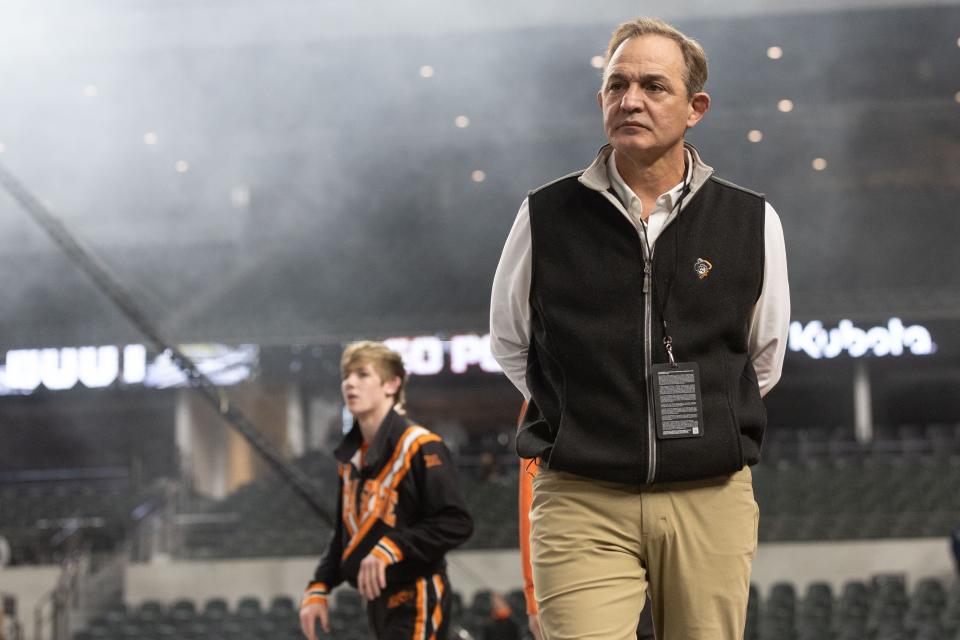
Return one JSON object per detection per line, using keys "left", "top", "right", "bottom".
{"left": 490, "top": 17, "right": 790, "bottom": 640}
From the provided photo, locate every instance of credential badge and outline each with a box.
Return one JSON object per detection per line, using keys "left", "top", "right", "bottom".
{"left": 694, "top": 258, "right": 713, "bottom": 280}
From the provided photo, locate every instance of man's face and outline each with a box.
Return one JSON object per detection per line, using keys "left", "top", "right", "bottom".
{"left": 597, "top": 34, "right": 708, "bottom": 161}
{"left": 341, "top": 361, "right": 399, "bottom": 417}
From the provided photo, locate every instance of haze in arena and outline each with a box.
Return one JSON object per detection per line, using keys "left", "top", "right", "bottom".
{"left": 1, "top": 0, "right": 959, "bottom": 639}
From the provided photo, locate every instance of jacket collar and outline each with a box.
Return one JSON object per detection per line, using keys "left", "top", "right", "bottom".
{"left": 334, "top": 407, "right": 407, "bottom": 470}
{"left": 578, "top": 141, "right": 714, "bottom": 206}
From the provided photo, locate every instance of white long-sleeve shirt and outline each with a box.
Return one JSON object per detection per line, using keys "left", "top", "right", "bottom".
{"left": 490, "top": 145, "right": 790, "bottom": 400}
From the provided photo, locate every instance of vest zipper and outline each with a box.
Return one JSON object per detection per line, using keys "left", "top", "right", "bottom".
{"left": 600, "top": 189, "right": 674, "bottom": 485}
{"left": 641, "top": 251, "right": 657, "bottom": 484}
{"left": 638, "top": 209, "right": 682, "bottom": 485}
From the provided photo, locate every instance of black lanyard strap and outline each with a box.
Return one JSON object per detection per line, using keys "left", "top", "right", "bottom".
{"left": 638, "top": 163, "right": 692, "bottom": 367}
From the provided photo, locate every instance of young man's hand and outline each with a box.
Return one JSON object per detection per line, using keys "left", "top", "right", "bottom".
{"left": 358, "top": 553, "right": 388, "bottom": 600}
{"left": 299, "top": 601, "right": 329, "bottom": 639}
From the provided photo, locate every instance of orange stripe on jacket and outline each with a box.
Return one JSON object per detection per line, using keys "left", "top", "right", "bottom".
{"left": 431, "top": 573, "right": 445, "bottom": 631}
{"left": 371, "top": 536, "right": 403, "bottom": 565}
{"left": 381, "top": 537, "right": 403, "bottom": 562}
{"left": 413, "top": 577, "right": 427, "bottom": 640}
{"left": 301, "top": 581, "right": 329, "bottom": 609}
{"left": 341, "top": 433, "right": 413, "bottom": 560}
{"left": 341, "top": 428, "right": 441, "bottom": 561}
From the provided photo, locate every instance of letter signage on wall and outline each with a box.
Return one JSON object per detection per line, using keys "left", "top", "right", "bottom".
{"left": 387, "top": 321, "right": 937, "bottom": 378}
{"left": 384, "top": 334, "right": 502, "bottom": 377}
{"left": 0, "top": 320, "right": 937, "bottom": 395}
{"left": 788, "top": 318, "right": 935, "bottom": 359}
{"left": 0, "top": 344, "right": 257, "bottom": 396}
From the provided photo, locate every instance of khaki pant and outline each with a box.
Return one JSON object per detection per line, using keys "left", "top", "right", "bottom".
{"left": 530, "top": 466, "right": 758, "bottom": 640}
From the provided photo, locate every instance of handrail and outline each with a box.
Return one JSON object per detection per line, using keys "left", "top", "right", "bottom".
{"left": 31, "top": 552, "right": 79, "bottom": 640}
{"left": 30, "top": 544, "right": 127, "bottom": 640}
{"left": 0, "top": 590, "right": 23, "bottom": 640}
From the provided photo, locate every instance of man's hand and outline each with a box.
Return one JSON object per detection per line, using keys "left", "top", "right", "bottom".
{"left": 528, "top": 613, "right": 544, "bottom": 640}
{"left": 299, "top": 601, "right": 329, "bottom": 639}
{"left": 358, "top": 553, "right": 388, "bottom": 600}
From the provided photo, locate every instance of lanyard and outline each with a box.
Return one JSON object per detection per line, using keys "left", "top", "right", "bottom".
{"left": 638, "top": 164, "right": 692, "bottom": 367}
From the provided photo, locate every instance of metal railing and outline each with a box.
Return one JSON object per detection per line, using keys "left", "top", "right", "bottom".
{"left": 761, "top": 436, "right": 960, "bottom": 464}
{"left": 0, "top": 592, "right": 23, "bottom": 640}
{"left": 32, "top": 554, "right": 77, "bottom": 640}
{"left": 32, "top": 547, "right": 127, "bottom": 640}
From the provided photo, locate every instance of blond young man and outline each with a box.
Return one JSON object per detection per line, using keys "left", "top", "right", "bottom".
{"left": 300, "top": 341, "right": 473, "bottom": 640}
{"left": 491, "top": 17, "right": 790, "bottom": 640}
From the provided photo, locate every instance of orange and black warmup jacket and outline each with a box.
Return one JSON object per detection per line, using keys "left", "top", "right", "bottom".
{"left": 303, "top": 409, "right": 473, "bottom": 607}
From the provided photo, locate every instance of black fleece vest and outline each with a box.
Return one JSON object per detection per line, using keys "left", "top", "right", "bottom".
{"left": 518, "top": 172, "right": 767, "bottom": 485}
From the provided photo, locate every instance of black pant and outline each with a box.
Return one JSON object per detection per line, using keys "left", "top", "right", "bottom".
{"left": 367, "top": 572, "right": 451, "bottom": 640}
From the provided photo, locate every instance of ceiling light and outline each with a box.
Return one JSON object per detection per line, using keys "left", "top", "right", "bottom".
{"left": 83, "top": 84, "right": 98, "bottom": 97}
{"left": 175, "top": 160, "right": 189, "bottom": 173}
{"left": 143, "top": 132, "right": 158, "bottom": 145}
{"left": 747, "top": 130, "right": 763, "bottom": 143}
{"left": 419, "top": 65, "right": 435, "bottom": 78}
{"left": 231, "top": 185, "right": 251, "bottom": 208}
{"left": 812, "top": 158, "right": 828, "bottom": 171}
{"left": 767, "top": 46, "right": 783, "bottom": 60}
{"left": 471, "top": 170, "right": 486, "bottom": 183}
{"left": 777, "top": 99, "right": 794, "bottom": 113}
{"left": 454, "top": 115, "right": 470, "bottom": 128}
{"left": 590, "top": 55, "right": 605, "bottom": 69}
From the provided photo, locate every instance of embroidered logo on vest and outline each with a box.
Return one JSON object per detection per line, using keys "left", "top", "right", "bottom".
{"left": 694, "top": 258, "right": 713, "bottom": 280}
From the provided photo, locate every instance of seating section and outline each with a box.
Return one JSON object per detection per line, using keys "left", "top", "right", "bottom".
{"left": 762, "top": 424, "right": 960, "bottom": 463}
{"left": 0, "top": 478, "right": 158, "bottom": 565}
{"left": 70, "top": 577, "right": 960, "bottom": 640}
{"left": 72, "top": 596, "right": 308, "bottom": 640}
{"left": 176, "top": 452, "right": 337, "bottom": 560}
{"left": 747, "top": 577, "right": 960, "bottom": 640}
{"left": 175, "top": 452, "right": 519, "bottom": 559}
{"left": 460, "top": 467, "right": 519, "bottom": 550}
{"left": 71, "top": 589, "right": 529, "bottom": 640}
{"left": 753, "top": 454, "right": 960, "bottom": 542}
{"left": 456, "top": 449, "right": 960, "bottom": 548}
{"left": 6, "top": 424, "right": 960, "bottom": 565}
{"left": 176, "top": 426, "right": 960, "bottom": 559}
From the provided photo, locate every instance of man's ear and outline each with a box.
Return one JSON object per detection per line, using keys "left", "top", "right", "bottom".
{"left": 597, "top": 89, "right": 603, "bottom": 112}
{"left": 382, "top": 376, "right": 401, "bottom": 397}
{"left": 686, "top": 91, "right": 710, "bottom": 129}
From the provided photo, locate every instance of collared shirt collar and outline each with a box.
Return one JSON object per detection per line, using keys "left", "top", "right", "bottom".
{"left": 578, "top": 142, "right": 715, "bottom": 210}
{"left": 608, "top": 147, "right": 691, "bottom": 212}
